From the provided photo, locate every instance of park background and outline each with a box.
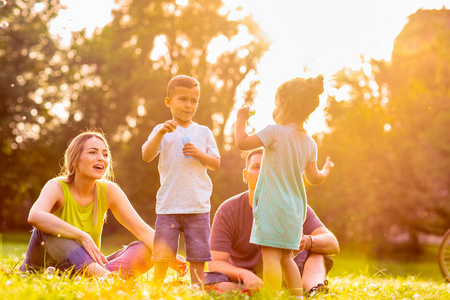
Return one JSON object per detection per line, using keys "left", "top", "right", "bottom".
{"left": 1, "top": 0, "right": 450, "bottom": 282}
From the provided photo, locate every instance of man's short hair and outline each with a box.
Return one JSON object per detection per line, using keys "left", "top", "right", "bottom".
{"left": 245, "top": 148, "right": 264, "bottom": 168}
{"left": 166, "top": 75, "right": 200, "bottom": 98}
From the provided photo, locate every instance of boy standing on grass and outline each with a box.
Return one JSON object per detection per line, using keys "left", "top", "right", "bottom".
{"left": 142, "top": 75, "right": 221, "bottom": 287}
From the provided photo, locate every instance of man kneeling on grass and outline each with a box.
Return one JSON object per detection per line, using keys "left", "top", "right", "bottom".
{"left": 204, "top": 149, "right": 339, "bottom": 297}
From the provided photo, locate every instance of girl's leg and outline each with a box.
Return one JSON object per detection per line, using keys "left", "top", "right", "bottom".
{"left": 261, "top": 246, "right": 283, "bottom": 290}
{"left": 105, "top": 241, "right": 153, "bottom": 280}
{"left": 281, "top": 249, "right": 302, "bottom": 296}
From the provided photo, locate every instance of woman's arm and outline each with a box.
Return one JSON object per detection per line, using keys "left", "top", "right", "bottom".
{"left": 27, "top": 179, "right": 108, "bottom": 265}
{"left": 107, "top": 182, "right": 187, "bottom": 274}
{"left": 107, "top": 182, "right": 155, "bottom": 249}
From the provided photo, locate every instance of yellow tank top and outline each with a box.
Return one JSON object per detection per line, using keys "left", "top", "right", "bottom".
{"left": 53, "top": 179, "right": 108, "bottom": 249}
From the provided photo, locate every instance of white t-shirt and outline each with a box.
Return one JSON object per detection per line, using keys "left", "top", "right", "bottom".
{"left": 142, "top": 122, "right": 220, "bottom": 214}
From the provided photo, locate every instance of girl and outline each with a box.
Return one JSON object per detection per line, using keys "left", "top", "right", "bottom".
{"left": 234, "top": 75, "right": 334, "bottom": 297}
{"left": 20, "top": 131, "right": 187, "bottom": 279}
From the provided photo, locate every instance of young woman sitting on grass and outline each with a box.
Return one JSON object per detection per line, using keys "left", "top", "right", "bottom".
{"left": 20, "top": 130, "right": 186, "bottom": 279}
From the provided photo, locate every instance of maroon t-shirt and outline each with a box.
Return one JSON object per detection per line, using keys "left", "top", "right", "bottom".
{"left": 210, "top": 191, "right": 324, "bottom": 275}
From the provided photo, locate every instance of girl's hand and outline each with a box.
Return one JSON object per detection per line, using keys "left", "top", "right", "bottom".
{"left": 237, "top": 105, "right": 251, "bottom": 121}
{"left": 160, "top": 120, "right": 177, "bottom": 134}
{"left": 299, "top": 234, "right": 307, "bottom": 251}
{"left": 78, "top": 232, "right": 109, "bottom": 266}
{"left": 169, "top": 254, "right": 189, "bottom": 277}
{"left": 323, "top": 156, "right": 334, "bottom": 173}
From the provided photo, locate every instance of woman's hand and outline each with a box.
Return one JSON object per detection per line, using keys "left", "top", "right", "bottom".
{"left": 169, "top": 254, "right": 188, "bottom": 277}
{"left": 78, "top": 232, "right": 109, "bottom": 266}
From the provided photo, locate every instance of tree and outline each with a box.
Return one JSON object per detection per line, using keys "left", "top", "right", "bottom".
{"left": 308, "top": 8, "right": 450, "bottom": 257}
{"left": 51, "top": 0, "right": 269, "bottom": 227}
{"left": 376, "top": 9, "right": 450, "bottom": 239}
{"left": 0, "top": 0, "right": 71, "bottom": 230}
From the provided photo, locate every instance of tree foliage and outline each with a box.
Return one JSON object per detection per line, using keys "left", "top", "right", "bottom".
{"left": 0, "top": 0, "right": 69, "bottom": 230}
{"left": 308, "top": 9, "right": 450, "bottom": 257}
{"left": 0, "top": 0, "right": 268, "bottom": 230}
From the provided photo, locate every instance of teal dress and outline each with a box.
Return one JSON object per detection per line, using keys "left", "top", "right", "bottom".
{"left": 250, "top": 124, "right": 317, "bottom": 249}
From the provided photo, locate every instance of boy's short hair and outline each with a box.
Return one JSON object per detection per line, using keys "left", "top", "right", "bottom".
{"left": 166, "top": 75, "right": 200, "bottom": 98}
{"left": 245, "top": 148, "right": 264, "bottom": 168}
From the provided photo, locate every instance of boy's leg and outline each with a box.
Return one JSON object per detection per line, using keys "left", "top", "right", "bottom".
{"left": 260, "top": 246, "right": 283, "bottom": 290}
{"left": 183, "top": 213, "right": 212, "bottom": 286}
{"left": 105, "top": 241, "right": 153, "bottom": 280}
{"left": 189, "top": 261, "right": 204, "bottom": 286}
{"left": 152, "top": 214, "right": 180, "bottom": 285}
{"left": 153, "top": 261, "right": 170, "bottom": 286}
{"left": 280, "top": 249, "right": 302, "bottom": 296}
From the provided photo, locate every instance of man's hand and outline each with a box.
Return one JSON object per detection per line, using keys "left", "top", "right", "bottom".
{"left": 238, "top": 269, "right": 264, "bottom": 290}
{"left": 169, "top": 254, "right": 188, "bottom": 277}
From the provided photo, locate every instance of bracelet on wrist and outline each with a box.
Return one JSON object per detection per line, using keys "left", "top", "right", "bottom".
{"left": 309, "top": 235, "right": 315, "bottom": 250}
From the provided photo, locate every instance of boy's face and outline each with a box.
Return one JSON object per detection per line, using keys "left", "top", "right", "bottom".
{"left": 165, "top": 86, "right": 200, "bottom": 126}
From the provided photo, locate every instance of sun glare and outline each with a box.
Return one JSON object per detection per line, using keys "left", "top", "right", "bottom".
{"left": 49, "top": 0, "right": 448, "bottom": 135}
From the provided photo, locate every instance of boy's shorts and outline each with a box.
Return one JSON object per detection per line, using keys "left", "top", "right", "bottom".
{"left": 152, "top": 213, "right": 212, "bottom": 263}
{"left": 204, "top": 251, "right": 334, "bottom": 285}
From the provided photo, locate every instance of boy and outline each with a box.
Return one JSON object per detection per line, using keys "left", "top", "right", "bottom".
{"left": 142, "top": 75, "right": 220, "bottom": 287}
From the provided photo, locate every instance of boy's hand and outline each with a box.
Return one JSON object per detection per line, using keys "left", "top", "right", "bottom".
{"left": 237, "top": 105, "right": 251, "bottom": 121}
{"left": 182, "top": 142, "right": 200, "bottom": 158}
{"left": 159, "top": 120, "right": 177, "bottom": 134}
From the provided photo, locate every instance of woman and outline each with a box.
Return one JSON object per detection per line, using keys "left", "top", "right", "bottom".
{"left": 19, "top": 131, "right": 186, "bottom": 279}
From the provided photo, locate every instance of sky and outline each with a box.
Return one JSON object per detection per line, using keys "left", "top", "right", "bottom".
{"left": 48, "top": 0, "right": 449, "bottom": 134}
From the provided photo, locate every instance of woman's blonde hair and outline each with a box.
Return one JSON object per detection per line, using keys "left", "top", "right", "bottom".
{"left": 59, "top": 130, "right": 114, "bottom": 225}
{"left": 273, "top": 75, "right": 324, "bottom": 126}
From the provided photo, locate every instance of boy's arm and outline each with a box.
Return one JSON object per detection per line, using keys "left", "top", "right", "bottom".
{"left": 234, "top": 106, "right": 263, "bottom": 150}
{"left": 142, "top": 120, "right": 177, "bottom": 162}
{"left": 304, "top": 156, "right": 334, "bottom": 185}
{"left": 182, "top": 143, "right": 220, "bottom": 170}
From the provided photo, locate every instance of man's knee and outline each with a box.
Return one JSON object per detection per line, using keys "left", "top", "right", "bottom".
{"left": 306, "top": 252, "right": 325, "bottom": 265}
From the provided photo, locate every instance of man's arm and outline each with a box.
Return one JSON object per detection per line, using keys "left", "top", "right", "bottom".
{"left": 208, "top": 251, "right": 263, "bottom": 290}
{"left": 302, "top": 227, "right": 340, "bottom": 255}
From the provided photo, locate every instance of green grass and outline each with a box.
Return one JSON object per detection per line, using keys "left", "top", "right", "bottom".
{"left": 1, "top": 232, "right": 449, "bottom": 299}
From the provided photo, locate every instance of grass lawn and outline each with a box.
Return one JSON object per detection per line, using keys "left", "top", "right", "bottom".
{"left": 1, "top": 231, "right": 449, "bottom": 299}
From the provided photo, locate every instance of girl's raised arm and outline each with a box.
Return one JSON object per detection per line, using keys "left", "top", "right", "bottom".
{"left": 234, "top": 106, "right": 263, "bottom": 150}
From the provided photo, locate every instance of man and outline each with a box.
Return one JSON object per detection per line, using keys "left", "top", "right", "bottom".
{"left": 204, "top": 149, "right": 339, "bottom": 296}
